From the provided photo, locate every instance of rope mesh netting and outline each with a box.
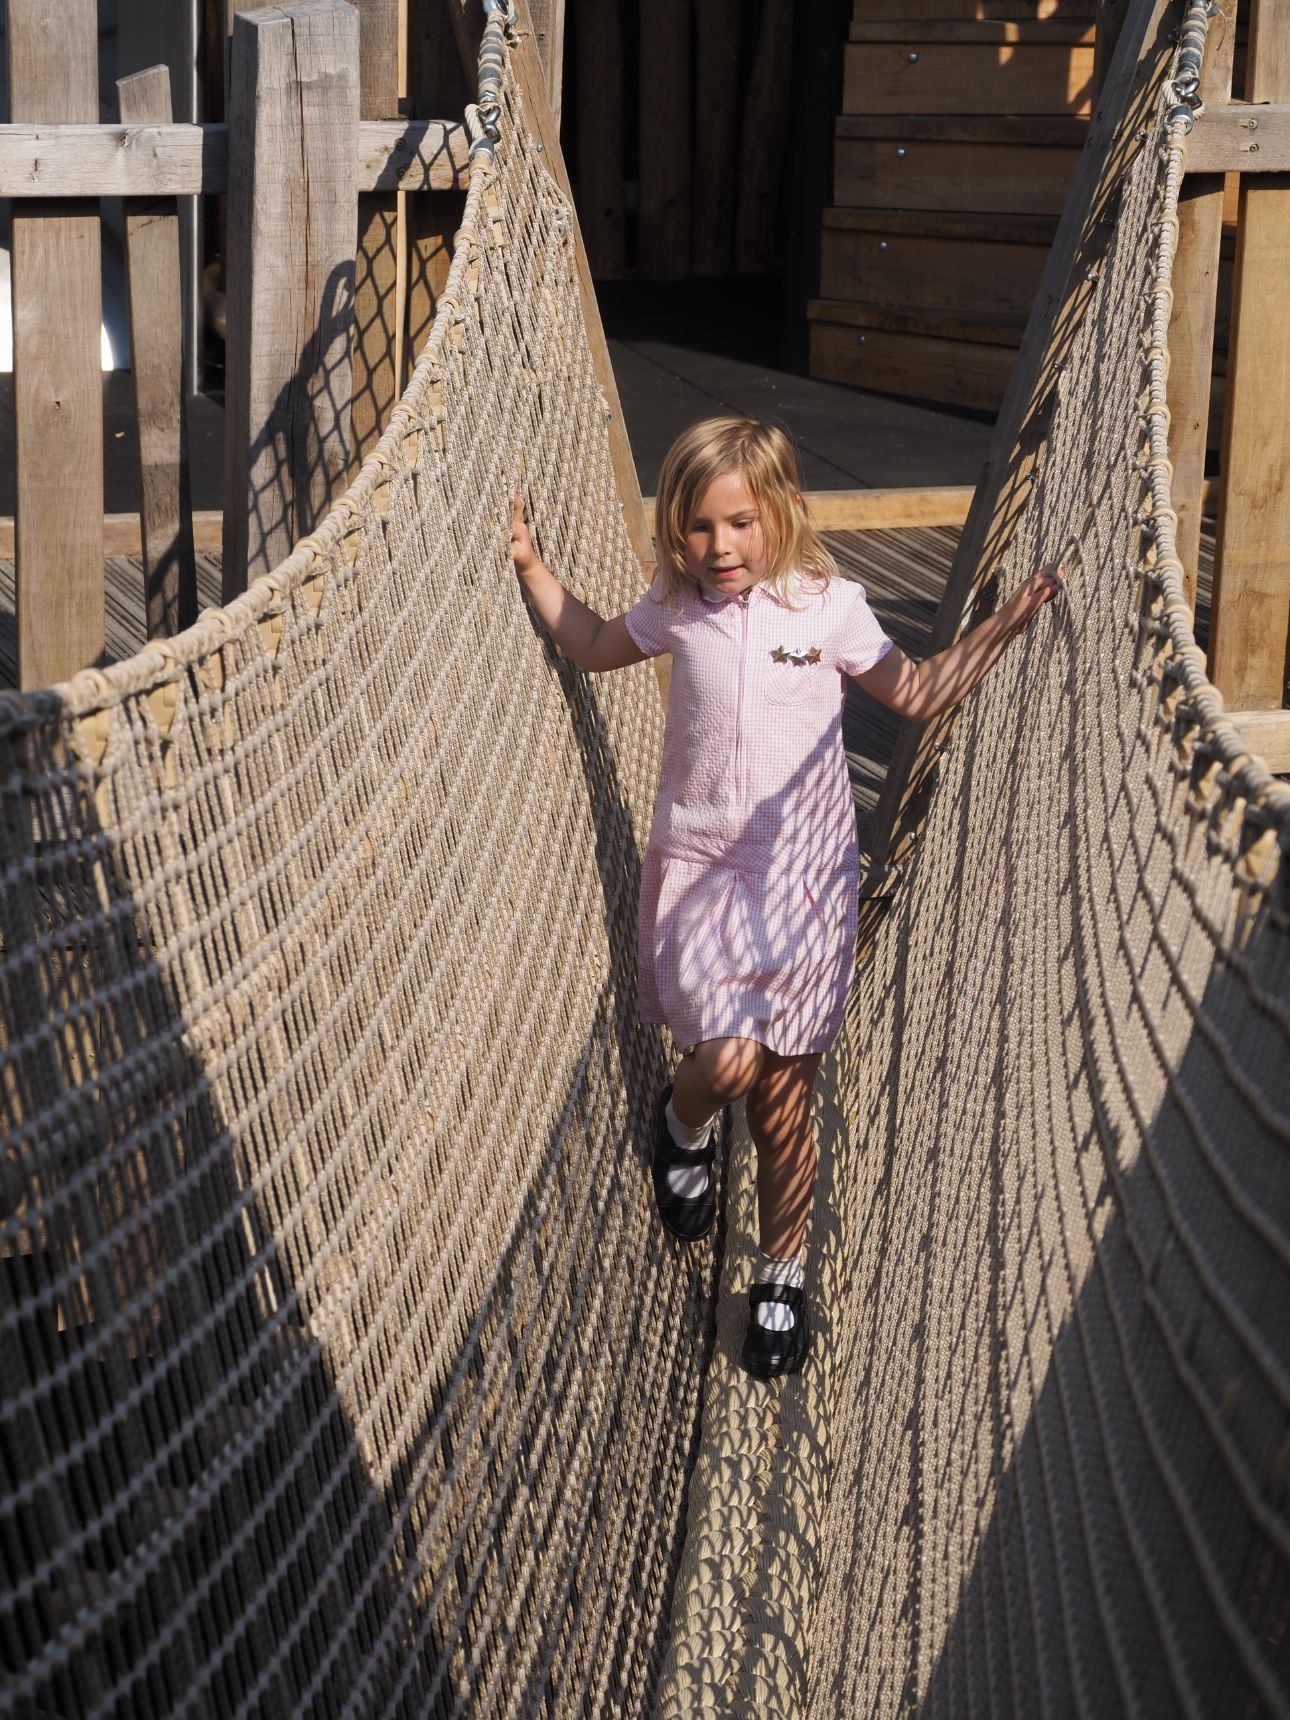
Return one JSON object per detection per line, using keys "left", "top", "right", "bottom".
{"left": 3, "top": 4, "right": 1290, "bottom": 1716}
{"left": 1, "top": 73, "right": 715, "bottom": 1718}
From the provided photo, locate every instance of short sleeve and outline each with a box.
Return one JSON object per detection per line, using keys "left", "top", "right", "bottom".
{"left": 623, "top": 575, "right": 676, "bottom": 659}
{"left": 833, "top": 578, "right": 895, "bottom": 678}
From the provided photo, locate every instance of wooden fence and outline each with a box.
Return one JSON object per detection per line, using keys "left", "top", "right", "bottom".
{"left": 2, "top": 0, "right": 568, "bottom": 691}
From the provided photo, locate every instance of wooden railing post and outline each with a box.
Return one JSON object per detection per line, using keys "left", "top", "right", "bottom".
{"left": 1166, "top": 0, "right": 1237, "bottom": 606}
{"left": 1208, "top": 0, "right": 1290, "bottom": 708}
{"left": 118, "top": 66, "right": 199, "bottom": 641}
{"left": 351, "top": 0, "right": 404, "bottom": 468}
{"left": 222, "top": 0, "right": 360, "bottom": 602}
{"left": 8, "top": 0, "right": 104, "bottom": 689}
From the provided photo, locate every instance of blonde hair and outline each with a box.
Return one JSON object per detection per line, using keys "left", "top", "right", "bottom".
{"left": 652, "top": 415, "right": 838, "bottom": 606}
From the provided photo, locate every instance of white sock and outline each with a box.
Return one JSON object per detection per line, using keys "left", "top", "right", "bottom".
{"left": 753, "top": 1251, "right": 805, "bottom": 1331}
{"left": 664, "top": 1095, "right": 715, "bottom": 1199}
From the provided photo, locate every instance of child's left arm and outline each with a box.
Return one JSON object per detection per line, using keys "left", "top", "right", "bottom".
{"left": 854, "top": 564, "right": 1064, "bottom": 722}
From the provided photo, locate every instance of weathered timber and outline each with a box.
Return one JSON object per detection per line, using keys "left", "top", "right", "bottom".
{"left": 222, "top": 0, "right": 360, "bottom": 600}
{"left": 638, "top": 0, "right": 692, "bottom": 279}
{"left": 1167, "top": 0, "right": 1236, "bottom": 606}
{"left": 353, "top": 0, "right": 405, "bottom": 468}
{"left": 9, "top": 0, "right": 104, "bottom": 689}
{"left": 1227, "top": 710, "right": 1290, "bottom": 772}
{"left": 737, "top": 0, "right": 794, "bottom": 274}
{"left": 572, "top": 0, "right": 625, "bottom": 277}
{"left": 692, "top": 0, "right": 741, "bottom": 276}
{"left": 1209, "top": 0, "right": 1290, "bottom": 708}
{"left": 118, "top": 66, "right": 198, "bottom": 639}
{"left": 528, "top": 0, "right": 566, "bottom": 125}
{"left": 834, "top": 133, "right": 1083, "bottom": 216}
{"left": 1185, "top": 102, "right": 1290, "bottom": 174}
{"left": 844, "top": 38, "right": 1096, "bottom": 117}
{"left": 0, "top": 119, "right": 469, "bottom": 196}
{"left": 405, "top": 0, "right": 471, "bottom": 389}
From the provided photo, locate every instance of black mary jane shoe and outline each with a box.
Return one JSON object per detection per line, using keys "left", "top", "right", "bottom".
{"left": 651, "top": 1085, "right": 718, "bottom": 1243}
{"left": 740, "top": 1282, "right": 810, "bottom": 1380}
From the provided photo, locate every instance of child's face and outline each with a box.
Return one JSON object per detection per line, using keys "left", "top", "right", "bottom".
{"left": 683, "top": 471, "right": 767, "bottom": 600}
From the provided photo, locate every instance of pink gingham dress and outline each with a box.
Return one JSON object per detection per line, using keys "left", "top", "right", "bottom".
{"left": 624, "top": 572, "right": 894, "bottom": 1056}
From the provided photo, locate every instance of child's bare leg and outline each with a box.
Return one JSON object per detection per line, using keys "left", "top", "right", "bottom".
{"left": 745, "top": 1049, "right": 822, "bottom": 1259}
{"left": 671, "top": 1036, "right": 764, "bottom": 1125}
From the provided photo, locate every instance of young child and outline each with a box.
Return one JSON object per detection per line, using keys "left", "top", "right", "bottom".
{"left": 511, "top": 415, "right": 1062, "bottom": 1380}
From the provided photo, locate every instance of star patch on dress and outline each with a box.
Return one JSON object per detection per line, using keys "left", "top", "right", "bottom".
{"left": 771, "top": 644, "right": 822, "bottom": 665}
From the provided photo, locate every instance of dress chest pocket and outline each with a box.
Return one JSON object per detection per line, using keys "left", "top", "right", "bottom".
{"left": 762, "top": 641, "right": 831, "bottom": 707}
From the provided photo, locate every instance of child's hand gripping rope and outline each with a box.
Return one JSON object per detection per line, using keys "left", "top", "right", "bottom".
{"left": 1003, "top": 562, "right": 1066, "bottom": 634}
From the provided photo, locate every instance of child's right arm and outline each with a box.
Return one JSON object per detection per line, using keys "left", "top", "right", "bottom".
{"left": 511, "top": 492, "right": 648, "bottom": 673}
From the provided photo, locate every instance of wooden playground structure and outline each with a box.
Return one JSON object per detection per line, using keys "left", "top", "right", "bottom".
{"left": 0, "top": 0, "right": 1288, "bottom": 784}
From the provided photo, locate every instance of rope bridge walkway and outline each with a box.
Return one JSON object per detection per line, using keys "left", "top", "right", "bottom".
{"left": 2, "top": 3, "right": 1287, "bottom": 1716}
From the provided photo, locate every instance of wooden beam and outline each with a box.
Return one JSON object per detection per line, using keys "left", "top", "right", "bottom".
{"left": 1094, "top": 0, "right": 1128, "bottom": 100}
{"left": 1209, "top": 0, "right": 1290, "bottom": 709}
{"left": 9, "top": 0, "right": 104, "bottom": 690}
{"left": 847, "top": 17, "right": 1096, "bottom": 40}
{"left": 737, "top": 0, "right": 794, "bottom": 275}
{"left": 222, "top": 0, "right": 360, "bottom": 601}
{"left": 507, "top": 0, "right": 653, "bottom": 580}
{"left": 527, "top": 0, "right": 566, "bottom": 126}
{"left": 118, "top": 66, "right": 198, "bottom": 640}
{"left": 404, "top": 0, "right": 470, "bottom": 390}
{"left": 0, "top": 119, "right": 469, "bottom": 196}
{"left": 866, "top": 0, "right": 1179, "bottom": 869}
{"left": 1167, "top": 0, "right": 1236, "bottom": 609}
{"left": 1227, "top": 709, "right": 1290, "bottom": 773}
{"left": 692, "top": 0, "right": 740, "bottom": 276}
{"left": 637, "top": 0, "right": 691, "bottom": 279}
{"left": 1185, "top": 101, "right": 1290, "bottom": 173}
{"left": 352, "top": 0, "right": 404, "bottom": 470}
{"left": 572, "top": 0, "right": 625, "bottom": 278}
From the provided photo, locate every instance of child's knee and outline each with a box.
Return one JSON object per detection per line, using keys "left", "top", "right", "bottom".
{"left": 694, "top": 1035, "right": 763, "bottom": 1103}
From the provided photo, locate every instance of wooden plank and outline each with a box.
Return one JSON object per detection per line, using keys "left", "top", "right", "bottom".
{"left": 1185, "top": 102, "right": 1290, "bottom": 173}
{"left": 1227, "top": 709, "right": 1290, "bottom": 772}
{"left": 572, "top": 0, "right": 625, "bottom": 278}
{"left": 527, "top": 0, "right": 567, "bottom": 125}
{"left": 222, "top": 0, "right": 360, "bottom": 601}
{"left": 1209, "top": 0, "right": 1290, "bottom": 709}
{"left": 405, "top": 0, "right": 470, "bottom": 387}
{"left": 0, "top": 512, "right": 220, "bottom": 559}
{"left": 118, "top": 66, "right": 198, "bottom": 640}
{"left": 836, "top": 112, "right": 1088, "bottom": 145}
{"left": 808, "top": 295, "right": 1027, "bottom": 347}
{"left": 637, "top": 0, "right": 691, "bottom": 279}
{"left": 1093, "top": 0, "right": 1128, "bottom": 99}
{"left": 691, "top": 0, "right": 740, "bottom": 276}
{"left": 352, "top": 0, "right": 403, "bottom": 470}
{"left": 640, "top": 488, "right": 978, "bottom": 536}
{"left": 358, "top": 0, "right": 399, "bottom": 121}
{"left": 809, "top": 320, "right": 1016, "bottom": 411}
{"left": 0, "top": 119, "right": 469, "bottom": 196}
{"left": 864, "top": 0, "right": 1179, "bottom": 870}
{"left": 854, "top": 0, "right": 1099, "bottom": 16}
{"left": 848, "top": 17, "right": 1096, "bottom": 40}
{"left": 1167, "top": 0, "right": 1236, "bottom": 607}
{"left": 821, "top": 205, "right": 1058, "bottom": 243}
{"left": 736, "top": 0, "right": 794, "bottom": 274}
{"left": 819, "top": 226, "right": 1051, "bottom": 316}
{"left": 9, "top": 0, "right": 104, "bottom": 690}
{"left": 835, "top": 136, "right": 1082, "bottom": 215}
{"left": 506, "top": 0, "right": 654, "bottom": 580}
{"left": 844, "top": 41, "right": 1096, "bottom": 117}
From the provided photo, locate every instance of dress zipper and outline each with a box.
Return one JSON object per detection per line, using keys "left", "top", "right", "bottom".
{"left": 734, "top": 589, "right": 751, "bottom": 806}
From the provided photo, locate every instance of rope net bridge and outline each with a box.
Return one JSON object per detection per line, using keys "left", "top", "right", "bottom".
{"left": 1, "top": 2, "right": 1287, "bottom": 1714}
